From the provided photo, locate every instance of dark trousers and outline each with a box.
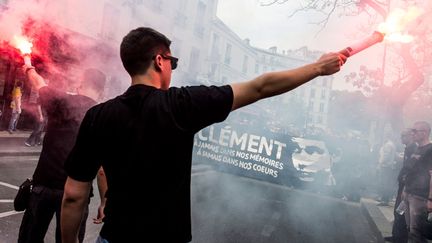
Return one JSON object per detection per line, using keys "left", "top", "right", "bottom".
{"left": 405, "top": 194, "right": 429, "bottom": 243}
{"left": 26, "top": 121, "right": 45, "bottom": 146}
{"left": 18, "top": 185, "right": 89, "bottom": 243}
{"left": 378, "top": 167, "right": 395, "bottom": 203}
{"left": 392, "top": 183, "right": 408, "bottom": 243}
{"left": 8, "top": 111, "right": 20, "bottom": 131}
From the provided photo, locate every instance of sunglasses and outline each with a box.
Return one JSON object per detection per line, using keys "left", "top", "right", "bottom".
{"left": 154, "top": 54, "right": 179, "bottom": 70}
{"left": 411, "top": 129, "right": 426, "bottom": 133}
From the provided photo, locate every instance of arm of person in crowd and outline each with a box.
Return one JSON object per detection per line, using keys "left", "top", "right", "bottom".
{"left": 230, "top": 52, "right": 346, "bottom": 111}
{"left": 401, "top": 186, "right": 406, "bottom": 201}
{"left": 93, "top": 167, "right": 108, "bottom": 224}
{"left": 428, "top": 170, "right": 432, "bottom": 212}
{"left": 61, "top": 177, "right": 92, "bottom": 243}
{"left": 36, "top": 104, "right": 43, "bottom": 122}
{"left": 22, "top": 65, "right": 47, "bottom": 90}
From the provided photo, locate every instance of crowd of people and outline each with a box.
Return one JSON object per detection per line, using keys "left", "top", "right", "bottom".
{"left": 323, "top": 123, "right": 432, "bottom": 243}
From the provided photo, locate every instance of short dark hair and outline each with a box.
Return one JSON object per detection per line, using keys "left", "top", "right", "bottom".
{"left": 120, "top": 27, "right": 171, "bottom": 76}
{"left": 82, "top": 68, "right": 106, "bottom": 92}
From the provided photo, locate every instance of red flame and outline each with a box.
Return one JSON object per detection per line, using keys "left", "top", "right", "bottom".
{"left": 11, "top": 35, "right": 33, "bottom": 54}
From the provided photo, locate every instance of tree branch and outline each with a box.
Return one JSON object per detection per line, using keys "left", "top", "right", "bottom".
{"left": 260, "top": 0, "right": 290, "bottom": 7}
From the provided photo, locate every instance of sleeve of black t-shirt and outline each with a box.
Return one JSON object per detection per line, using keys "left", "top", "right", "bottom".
{"left": 168, "top": 85, "right": 233, "bottom": 133}
{"left": 65, "top": 108, "right": 101, "bottom": 182}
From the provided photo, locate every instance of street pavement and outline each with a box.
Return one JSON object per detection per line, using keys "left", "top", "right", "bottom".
{"left": 0, "top": 131, "right": 41, "bottom": 156}
{"left": 0, "top": 131, "right": 394, "bottom": 243}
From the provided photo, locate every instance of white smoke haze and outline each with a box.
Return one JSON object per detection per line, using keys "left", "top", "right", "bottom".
{"left": 0, "top": 0, "right": 42, "bottom": 41}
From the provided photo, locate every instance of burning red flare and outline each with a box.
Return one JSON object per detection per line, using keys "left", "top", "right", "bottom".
{"left": 11, "top": 35, "right": 33, "bottom": 65}
{"left": 339, "top": 6, "right": 422, "bottom": 58}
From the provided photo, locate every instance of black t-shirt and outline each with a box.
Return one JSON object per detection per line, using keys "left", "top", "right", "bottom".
{"left": 404, "top": 143, "right": 432, "bottom": 198}
{"left": 65, "top": 84, "right": 233, "bottom": 242}
{"left": 33, "top": 86, "right": 96, "bottom": 189}
{"left": 397, "top": 143, "right": 417, "bottom": 184}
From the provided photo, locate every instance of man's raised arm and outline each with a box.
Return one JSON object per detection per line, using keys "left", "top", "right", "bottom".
{"left": 230, "top": 52, "right": 345, "bottom": 111}
{"left": 23, "top": 65, "right": 47, "bottom": 90}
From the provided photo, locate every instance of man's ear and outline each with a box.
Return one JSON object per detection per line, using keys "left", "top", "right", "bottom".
{"left": 153, "top": 55, "right": 162, "bottom": 72}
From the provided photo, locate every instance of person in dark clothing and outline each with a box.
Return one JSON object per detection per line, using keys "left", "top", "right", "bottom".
{"left": 403, "top": 121, "right": 432, "bottom": 243}
{"left": 60, "top": 27, "right": 346, "bottom": 243}
{"left": 18, "top": 67, "right": 108, "bottom": 243}
{"left": 387, "top": 129, "right": 417, "bottom": 243}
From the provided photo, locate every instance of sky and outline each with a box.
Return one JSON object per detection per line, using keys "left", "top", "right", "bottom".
{"left": 216, "top": 0, "right": 388, "bottom": 91}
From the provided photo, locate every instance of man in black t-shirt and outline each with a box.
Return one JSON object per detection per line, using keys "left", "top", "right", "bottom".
{"left": 389, "top": 129, "right": 417, "bottom": 243}
{"left": 61, "top": 27, "right": 346, "bottom": 243}
{"left": 18, "top": 67, "right": 107, "bottom": 243}
{"left": 403, "top": 121, "right": 432, "bottom": 243}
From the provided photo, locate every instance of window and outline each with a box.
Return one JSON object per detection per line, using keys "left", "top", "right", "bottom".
{"left": 174, "top": 12, "right": 188, "bottom": 28}
{"left": 210, "top": 64, "right": 217, "bottom": 78}
{"left": 178, "top": 0, "right": 188, "bottom": 11}
{"left": 321, "top": 90, "right": 326, "bottom": 99}
{"left": 309, "top": 101, "right": 314, "bottom": 111}
{"left": 224, "top": 44, "right": 232, "bottom": 65}
{"left": 194, "top": 26, "right": 205, "bottom": 38}
{"left": 175, "top": 0, "right": 188, "bottom": 27}
{"left": 196, "top": 1, "right": 206, "bottom": 21}
{"left": 188, "top": 47, "right": 200, "bottom": 74}
{"left": 309, "top": 115, "right": 314, "bottom": 122}
{"left": 210, "top": 34, "right": 220, "bottom": 60}
{"left": 255, "top": 63, "right": 259, "bottom": 74}
{"left": 171, "top": 38, "right": 182, "bottom": 60}
{"left": 221, "top": 76, "right": 227, "bottom": 84}
{"left": 242, "top": 55, "right": 248, "bottom": 74}
{"left": 310, "top": 88, "right": 316, "bottom": 98}
{"left": 319, "top": 103, "right": 325, "bottom": 112}
{"left": 194, "top": 1, "right": 206, "bottom": 38}
{"left": 317, "top": 116, "right": 323, "bottom": 124}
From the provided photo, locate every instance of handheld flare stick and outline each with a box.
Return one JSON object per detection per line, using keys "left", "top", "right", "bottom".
{"left": 338, "top": 7, "right": 421, "bottom": 56}
{"left": 339, "top": 31, "right": 385, "bottom": 57}
{"left": 23, "top": 54, "right": 32, "bottom": 66}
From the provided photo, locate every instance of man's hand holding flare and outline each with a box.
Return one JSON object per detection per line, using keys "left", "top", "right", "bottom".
{"left": 315, "top": 52, "right": 347, "bottom": 76}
